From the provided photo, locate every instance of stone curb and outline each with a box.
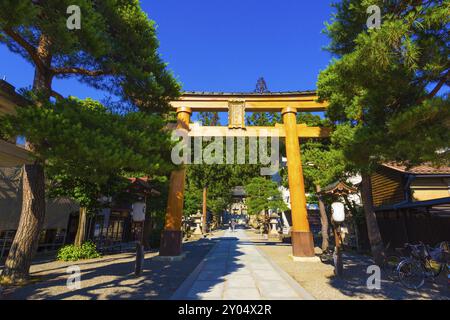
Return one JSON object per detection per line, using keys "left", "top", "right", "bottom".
{"left": 170, "top": 241, "right": 219, "bottom": 300}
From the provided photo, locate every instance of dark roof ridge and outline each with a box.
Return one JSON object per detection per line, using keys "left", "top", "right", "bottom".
{"left": 381, "top": 162, "right": 450, "bottom": 175}
{"left": 181, "top": 90, "right": 316, "bottom": 96}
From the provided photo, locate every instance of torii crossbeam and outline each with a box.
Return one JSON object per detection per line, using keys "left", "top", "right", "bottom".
{"left": 160, "top": 91, "right": 330, "bottom": 259}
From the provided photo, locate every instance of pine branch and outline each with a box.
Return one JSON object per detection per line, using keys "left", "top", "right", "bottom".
{"left": 416, "top": 69, "right": 450, "bottom": 104}
{"left": 427, "top": 69, "right": 449, "bottom": 99}
{"left": 51, "top": 90, "right": 64, "bottom": 100}
{"left": 52, "top": 67, "right": 107, "bottom": 77}
{"left": 2, "top": 27, "right": 47, "bottom": 72}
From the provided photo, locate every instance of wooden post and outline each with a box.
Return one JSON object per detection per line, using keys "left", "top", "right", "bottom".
{"left": 202, "top": 187, "right": 207, "bottom": 234}
{"left": 134, "top": 221, "right": 145, "bottom": 276}
{"left": 159, "top": 107, "right": 191, "bottom": 257}
{"left": 282, "top": 107, "right": 315, "bottom": 257}
{"left": 333, "top": 223, "right": 343, "bottom": 276}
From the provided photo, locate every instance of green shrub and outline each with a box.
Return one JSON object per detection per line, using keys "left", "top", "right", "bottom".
{"left": 57, "top": 241, "right": 101, "bottom": 261}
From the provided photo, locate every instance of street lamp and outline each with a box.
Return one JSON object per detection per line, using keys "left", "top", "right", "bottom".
{"left": 331, "top": 202, "right": 345, "bottom": 223}
{"left": 331, "top": 201, "right": 345, "bottom": 277}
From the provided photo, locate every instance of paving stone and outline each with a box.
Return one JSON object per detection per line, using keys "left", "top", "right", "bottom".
{"left": 225, "top": 267, "right": 252, "bottom": 277}
{"left": 248, "top": 263, "right": 272, "bottom": 271}
{"left": 187, "top": 281, "right": 224, "bottom": 299}
{"left": 226, "top": 275, "right": 257, "bottom": 288}
{"left": 257, "top": 280, "right": 298, "bottom": 299}
{"left": 223, "top": 287, "right": 261, "bottom": 300}
{"left": 252, "top": 269, "right": 284, "bottom": 281}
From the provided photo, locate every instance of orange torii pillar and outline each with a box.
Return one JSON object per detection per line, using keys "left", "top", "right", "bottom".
{"left": 282, "top": 107, "right": 315, "bottom": 257}
{"left": 159, "top": 107, "right": 192, "bottom": 257}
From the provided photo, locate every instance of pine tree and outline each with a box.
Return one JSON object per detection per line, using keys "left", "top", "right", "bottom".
{"left": 0, "top": 1, "right": 179, "bottom": 281}
{"left": 318, "top": 0, "right": 449, "bottom": 264}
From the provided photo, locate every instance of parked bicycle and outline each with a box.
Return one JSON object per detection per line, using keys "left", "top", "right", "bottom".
{"left": 393, "top": 242, "right": 449, "bottom": 289}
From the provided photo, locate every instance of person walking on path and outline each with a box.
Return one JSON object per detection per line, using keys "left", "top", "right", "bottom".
{"left": 231, "top": 219, "right": 236, "bottom": 232}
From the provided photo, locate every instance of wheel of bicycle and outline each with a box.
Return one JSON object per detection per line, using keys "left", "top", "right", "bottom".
{"left": 397, "top": 258, "right": 425, "bottom": 289}
{"left": 383, "top": 255, "right": 402, "bottom": 281}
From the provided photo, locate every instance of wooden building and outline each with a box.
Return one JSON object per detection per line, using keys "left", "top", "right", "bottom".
{"left": 371, "top": 163, "right": 450, "bottom": 249}
{"left": 0, "top": 167, "right": 79, "bottom": 258}
{"left": 65, "top": 177, "right": 160, "bottom": 253}
{"left": 0, "top": 80, "right": 32, "bottom": 167}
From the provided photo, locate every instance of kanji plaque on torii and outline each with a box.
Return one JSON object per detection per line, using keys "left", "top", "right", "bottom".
{"left": 160, "top": 91, "right": 330, "bottom": 259}
{"left": 228, "top": 100, "right": 246, "bottom": 129}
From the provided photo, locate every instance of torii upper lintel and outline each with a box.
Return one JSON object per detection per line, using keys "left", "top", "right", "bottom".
{"left": 170, "top": 91, "right": 328, "bottom": 112}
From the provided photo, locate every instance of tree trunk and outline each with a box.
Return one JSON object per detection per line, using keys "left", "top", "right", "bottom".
{"left": 202, "top": 187, "right": 207, "bottom": 234}
{"left": 2, "top": 164, "right": 45, "bottom": 282}
{"left": 74, "top": 207, "right": 88, "bottom": 247}
{"left": 360, "top": 173, "right": 385, "bottom": 265}
{"left": 2, "top": 33, "right": 53, "bottom": 282}
{"left": 316, "top": 185, "right": 329, "bottom": 252}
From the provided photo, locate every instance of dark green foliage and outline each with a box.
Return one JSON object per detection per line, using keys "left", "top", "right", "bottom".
{"left": 184, "top": 111, "right": 270, "bottom": 217}
{"left": 185, "top": 164, "right": 234, "bottom": 216}
{"left": 246, "top": 112, "right": 281, "bottom": 126}
{"left": 197, "top": 112, "right": 220, "bottom": 126}
{"left": 319, "top": 0, "right": 450, "bottom": 169}
{"left": 146, "top": 175, "right": 171, "bottom": 226}
{"left": 3, "top": 98, "right": 173, "bottom": 178}
{"left": 0, "top": 0, "right": 180, "bottom": 110}
{"left": 277, "top": 113, "right": 348, "bottom": 191}
{"left": 0, "top": 97, "right": 175, "bottom": 209}
{"left": 244, "top": 177, "right": 287, "bottom": 215}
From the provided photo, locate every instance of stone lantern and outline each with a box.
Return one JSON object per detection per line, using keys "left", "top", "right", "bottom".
{"left": 269, "top": 212, "right": 280, "bottom": 238}
{"left": 192, "top": 210, "right": 203, "bottom": 236}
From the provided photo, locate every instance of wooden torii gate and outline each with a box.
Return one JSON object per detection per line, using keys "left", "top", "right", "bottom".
{"left": 159, "top": 91, "right": 330, "bottom": 258}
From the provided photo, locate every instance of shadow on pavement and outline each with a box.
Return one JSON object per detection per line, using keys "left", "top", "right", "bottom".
{"left": 1, "top": 239, "right": 217, "bottom": 300}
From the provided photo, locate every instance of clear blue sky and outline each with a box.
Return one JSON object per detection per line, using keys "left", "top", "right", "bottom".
{"left": 0, "top": 0, "right": 335, "bottom": 102}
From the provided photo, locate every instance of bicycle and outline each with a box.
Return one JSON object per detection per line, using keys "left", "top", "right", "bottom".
{"left": 396, "top": 242, "right": 449, "bottom": 290}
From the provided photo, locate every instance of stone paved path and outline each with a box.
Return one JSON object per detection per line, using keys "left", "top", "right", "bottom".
{"left": 171, "top": 228, "right": 314, "bottom": 300}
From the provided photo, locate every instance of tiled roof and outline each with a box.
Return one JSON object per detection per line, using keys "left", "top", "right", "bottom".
{"left": 127, "top": 177, "right": 160, "bottom": 195}
{"left": 182, "top": 90, "right": 316, "bottom": 96}
{"left": 320, "top": 180, "right": 358, "bottom": 195}
{"left": 382, "top": 163, "right": 450, "bottom": 175}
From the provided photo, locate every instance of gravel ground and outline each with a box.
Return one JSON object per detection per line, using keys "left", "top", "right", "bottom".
{"left": 0, "top": 236, "right": 219, "bottom": 300}
{"left": 246, "top": 229, "right": 449, "bottom": 300}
